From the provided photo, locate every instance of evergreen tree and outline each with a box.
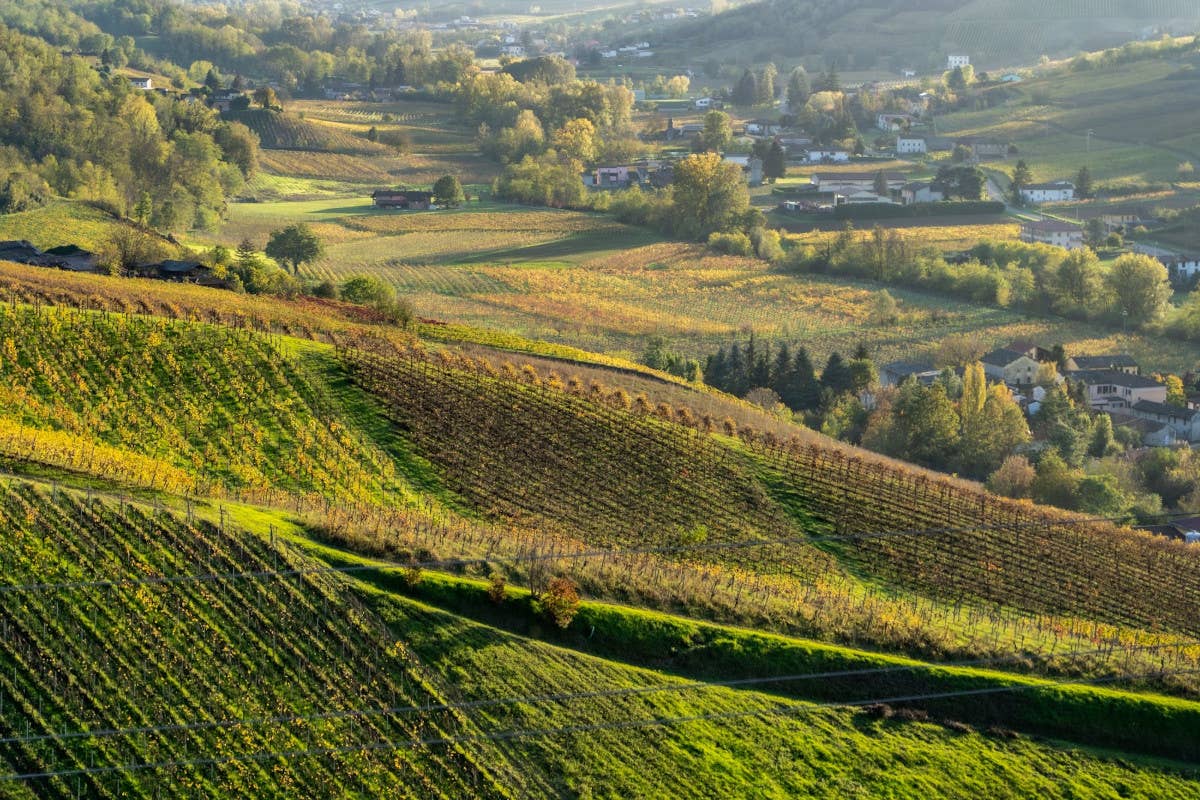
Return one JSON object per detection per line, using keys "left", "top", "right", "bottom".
{"left": 733, "top": 69, "right": 759, "bottom": 106}
{"left": 824, "top": 64, "right": 841, "bottom": 92}
{"left": 725, "top": 343, "right": 746, "bottom": 396}
{"left": 1010, "top": 160, "right": 1033, "bottom": 203}
{"left": 1075, "top": 165, "right": 1094, "bottom": 199}
{"left": 763, "top": 139, "right": 786, "bottom": 183}
{"left": 772, "top": 342, "right": 793, "bottom": 391}
{"left": 786, "top": 66, "right": 811, "bottom": 110}
{"left": 821, "top": 352, "right": 853, "bottom": 395}
{"left": 704, "top": 347, "right": 726, "bottom": 387}
{"left": 781, "top": 347, "right": 822, "bottom": 411}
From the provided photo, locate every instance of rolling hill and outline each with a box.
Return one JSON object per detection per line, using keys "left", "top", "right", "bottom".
{"left": 0, "top": 268, "right": 1198, "bottom": 794}
{"left": 649, "top": 0, "right": 1200, "bottom": 72}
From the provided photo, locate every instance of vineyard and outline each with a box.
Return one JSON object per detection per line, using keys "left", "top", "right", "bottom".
{"left": 338, "top": 344, "right": 1200, "bottom": 685}
{"left": 0, "top": 306, "right": 408, "bottom": 504}
{"left": 4, "top": 486, "right": 1198, "bottom": 797}
{"left": 223, "top": 109, "right": 390, "bottom": 156}
{"left": 0, "top": 482, "right": 511, "bottom": 798}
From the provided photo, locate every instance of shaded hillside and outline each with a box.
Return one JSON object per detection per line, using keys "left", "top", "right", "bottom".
{"left": 657, "top": 0, "right": 1200, "bottom": 70}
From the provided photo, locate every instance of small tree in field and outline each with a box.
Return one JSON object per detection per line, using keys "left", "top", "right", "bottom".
{"left": 539, "top": 577, "right": 581, "bottom": 628}
{"left": 265, "top": 223, "right": 323, "bottom": 273}
{"left": 432, "top": 174, "right": 465, "bottom": 208}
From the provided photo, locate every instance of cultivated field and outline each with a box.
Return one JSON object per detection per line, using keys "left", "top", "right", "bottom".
{"left": 219, "top": 199, "right": 1200, "bottom": 372}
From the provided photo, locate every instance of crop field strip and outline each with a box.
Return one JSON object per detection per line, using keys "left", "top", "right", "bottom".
{"left": 337, "top": 344, "right": 1200, "bottom": 673}
{"left": 0, "top": 483, "right": 511, "bottom": 799}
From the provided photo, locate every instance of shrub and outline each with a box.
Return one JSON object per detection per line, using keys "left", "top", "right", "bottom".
{"left": 707, "top": 231, "right": 753, "bottom": 256}
{"left": 539, "top": 577, "right": 581, "bottom": 628}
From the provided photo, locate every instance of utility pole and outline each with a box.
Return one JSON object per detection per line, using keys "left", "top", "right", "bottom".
{"left": 1086, "top": 129, "right": 1094, "bottom": 152}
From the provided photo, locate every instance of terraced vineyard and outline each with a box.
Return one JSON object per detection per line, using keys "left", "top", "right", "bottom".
{"left": 0, "top": 482, "right": 510, "bottom": 798}
{"left": 0, "top": 307, "right": 406, "bottom": 504}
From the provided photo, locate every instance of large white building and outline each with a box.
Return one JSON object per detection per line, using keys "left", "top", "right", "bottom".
{"left": 947, "top": 55, "right": 970, "bottom": 69}
{"left": 896, "top": 136, "right": 927, "bottom": 155}
{"left": 1019, "top": 181, "right": 1076, "bottom": 203}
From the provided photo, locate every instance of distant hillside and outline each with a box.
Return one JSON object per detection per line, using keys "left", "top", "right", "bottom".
{"left": 656, "top": 0, "right": 1200, "bottom": 71}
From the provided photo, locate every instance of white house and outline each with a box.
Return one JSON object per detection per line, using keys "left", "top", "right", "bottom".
{"left": 693, "top": 97, "right": 713, "bottom": 109}
{"left": 1129, "top": 400, "right": 1200, "bottom": 443}
{"left": 129, "top": 76, "right": 153, "bottom": 90}
{"left": 947, "top": 55, "right": 970, "bottom": 69}
{"left": 1020, "top": 220, "right": 1084, "bottom": 250}
{"left": 1072, "top": 370, "right": 1167, "bottom": 412}
{"left": 896, "top": 136, "right": 927, "bottom": 155}
{"left": 900, "top": 181, "right": 944, "bottom": 204}
{"left": 842, "top": 190, "right": 895, "bottom": 205}
{"left": 805, "top": 149, "right": 850, "bottom": 163}
{"left": 1019, "top": 181, "right": 1076, "bottom": 203}
{"left": 1159, "top": 255, "right": 1200, "bottom": 281}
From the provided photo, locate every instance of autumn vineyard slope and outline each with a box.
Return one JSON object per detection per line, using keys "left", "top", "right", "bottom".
{"left": 0, "top": 277, "right": 1198, "bottom": 794}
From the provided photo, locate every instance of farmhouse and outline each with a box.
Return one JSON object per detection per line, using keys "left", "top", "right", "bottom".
{"left": 1072, "top": 370, "right": 1167, "bottom": 412}
{"left": 0, "top": 240, "right": 43, "bottom": 263}
{"left": 594, "top": 165, "right": 639, "bottom": 188}
{"left": 805, "top": 149, "right": 850, "bottom": 163}
{"left": 1065, "top": 354, "right": 1138, "bottom": 374}
{"left": 896, "top": 135, "right": 927, "bottom": 155}
{"left": 899, "top": 181, "right": 944, "bottom": 204}
{"left": 129, "top": 76, "right": 152, "bottom": 90}
{"left": 41, "top": 245, "right": 98, "bottom": 272}
{"left": 371, "top": 189, "right": 433, "bottom": 210}
{"left": 1020, "top": 220, "right": 1084, "bottom": 250}
{"left": 1137, "top": 518, "right": 1200, "bottom": 544}
{"left": 1128, "top": 400, "right": 1200, "bottom": 444}
{"left": 980, "top": 348, "right": 1040, "bottom": 387}
{"left": 1019, "top": 181, "right": 1076, "bottom": 203}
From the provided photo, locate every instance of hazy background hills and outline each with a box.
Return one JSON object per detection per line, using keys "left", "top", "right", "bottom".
{"left": 654, "top": 0, "right": 1200, "bottom": 71}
